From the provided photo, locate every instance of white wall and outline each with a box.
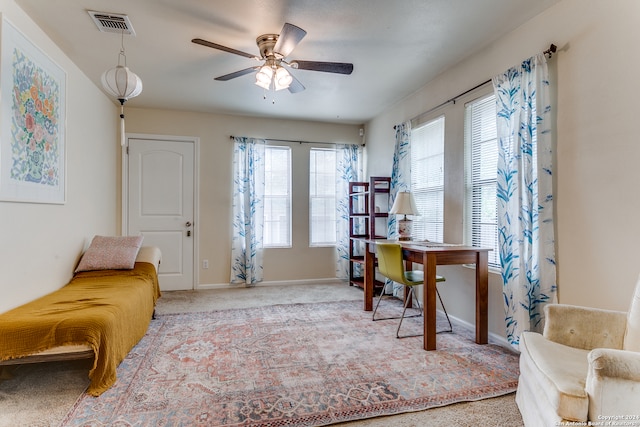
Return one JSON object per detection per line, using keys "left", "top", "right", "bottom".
{"left": 0, "top": 1, "right": 119, "bottom": 313}
{"left": 124, "top": 107, "right": 362, "bottom": 286}
{"left": 365, "top": 0, "right": 640, "bottom": 340}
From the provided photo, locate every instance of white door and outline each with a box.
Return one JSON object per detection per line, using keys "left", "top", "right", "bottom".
{"left": 127, "top": 136, "right": 195, "bottom": 291}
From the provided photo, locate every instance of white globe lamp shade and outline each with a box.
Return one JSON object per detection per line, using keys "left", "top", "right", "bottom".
{"left": 101, "top": 65, "right": 143, "bottom": 101}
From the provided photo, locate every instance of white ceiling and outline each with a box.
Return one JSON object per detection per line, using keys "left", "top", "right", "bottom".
{"left": 15, "top": 0, "right": 560, "bottom": 125}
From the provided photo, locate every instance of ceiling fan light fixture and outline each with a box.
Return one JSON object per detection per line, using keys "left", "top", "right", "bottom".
{"left": 274, "top": 66, "right": 292, "bottom": 91}
{"left": 255, "top": 65, "right": 273, "bottom": 89}
{"left": 255, "top": 78, "right": 271, "bottom": 90}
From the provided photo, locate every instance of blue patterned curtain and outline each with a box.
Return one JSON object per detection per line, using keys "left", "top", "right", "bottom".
{"left": 230, "top": 137, "right": 266, "bottom": 286}
{"left": 336, "top": 144, "right": 363, "bottom": 279}
{"left": 492, "top": 54, "right": 557, "bottom": 349}
{"left": 387, "top": 121, "right": 412, "bottom": 295}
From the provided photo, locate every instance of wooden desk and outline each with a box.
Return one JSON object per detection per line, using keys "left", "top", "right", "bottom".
{"left": 361, "top": 239, "right": 491, "bottom": 351}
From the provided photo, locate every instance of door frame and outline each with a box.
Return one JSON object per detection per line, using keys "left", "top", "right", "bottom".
{"left": 121, "top": 133, "right": 200, "bottom": 290}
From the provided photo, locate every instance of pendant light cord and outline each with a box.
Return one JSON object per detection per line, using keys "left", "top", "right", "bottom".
{"left": 118, "top": 29, "right": 127, "bottom": 67}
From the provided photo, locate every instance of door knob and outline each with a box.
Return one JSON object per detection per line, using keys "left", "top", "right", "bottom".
{"left": 185, "top": 221, "right": 192, "bottom": 227}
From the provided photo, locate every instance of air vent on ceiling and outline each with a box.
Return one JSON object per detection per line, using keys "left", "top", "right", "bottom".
{"left": 88, "top": 11, "right": 136, "bottom": 36}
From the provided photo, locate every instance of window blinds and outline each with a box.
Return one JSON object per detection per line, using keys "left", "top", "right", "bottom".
{"left": 411, "top": 117, "right": 445, "bottom": 242}
{"left": 309, "top": 148, "right": 337, "bottom": 246}
{"left": 464, "top": 94, "right": 500, "bottom": 268}
{"left": 264, "top": 146, "right": 292, "bottom": 247}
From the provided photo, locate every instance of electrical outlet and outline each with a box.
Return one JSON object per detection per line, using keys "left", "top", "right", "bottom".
{"left": 202, "top": 259, "right": 209, "bottom": 269}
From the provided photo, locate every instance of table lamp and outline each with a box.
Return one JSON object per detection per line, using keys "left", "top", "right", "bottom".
{"left": 389, "top": 191, "right": 419, "bottom": 241}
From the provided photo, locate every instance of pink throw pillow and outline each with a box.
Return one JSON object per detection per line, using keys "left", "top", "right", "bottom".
{"left": 75, "top": 235, "right": 144, "bottom": 272}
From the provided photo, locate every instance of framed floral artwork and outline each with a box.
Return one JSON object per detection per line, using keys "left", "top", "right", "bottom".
{"left": 0, "top": 17, "right": 66, "bottom": 204}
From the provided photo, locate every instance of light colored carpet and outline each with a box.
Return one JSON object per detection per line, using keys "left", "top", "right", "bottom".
{"left": 0, "top": 282, "right": 524, "bottom": 427}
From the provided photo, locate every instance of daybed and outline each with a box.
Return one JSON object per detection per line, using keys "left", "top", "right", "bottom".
{"left": 0, "top": 242, "right": 161, "bottom": 396}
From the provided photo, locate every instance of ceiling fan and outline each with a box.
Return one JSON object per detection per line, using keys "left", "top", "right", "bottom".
{"left": 192, "top": 23, "right": 354, "bottom": 94}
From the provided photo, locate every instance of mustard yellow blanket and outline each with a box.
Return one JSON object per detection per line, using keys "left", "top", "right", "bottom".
{"left": 0, "top": 262, "right": 160, "bottom": 396}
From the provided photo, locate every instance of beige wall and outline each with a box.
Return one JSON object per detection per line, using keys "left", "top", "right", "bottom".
{"left": 124, "top": 108, "right": 362, "bottom": 286}
{"left": 366, "top": 0, "right": 640, "bottom": 340}
{"left": 0, "top": 1, "right": 119, "bottom": 313}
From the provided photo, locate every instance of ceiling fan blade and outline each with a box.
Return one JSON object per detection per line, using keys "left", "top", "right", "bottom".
{"left": 274, "top": 23, "right": 307, "bottom": 58}
{"left": 287, "top": 74, "right": 305, "bottom": 94}
{"left": 192, "top": 38, "right": 258, "bottom": 60}
{"left": 214, "top": 67, "right": 259, "bottom": 81}
{"left": 289, "top": 60, "right": 354, "bottom": 75}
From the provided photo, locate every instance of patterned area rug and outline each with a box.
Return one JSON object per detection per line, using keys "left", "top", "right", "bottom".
{"left": 61, "top": 300, "right": 519, "bottom": 426}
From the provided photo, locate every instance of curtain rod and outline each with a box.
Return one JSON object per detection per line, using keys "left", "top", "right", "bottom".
{"left": 395, "top": 44, "right": 557, "bottom": 129}
{"left": 229, "top": 135, "right": 364, "bottom": 146}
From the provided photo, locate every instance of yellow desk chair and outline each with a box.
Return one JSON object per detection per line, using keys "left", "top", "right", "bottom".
{"left": 373, "top": 242, "right": 453, "bottom": 338}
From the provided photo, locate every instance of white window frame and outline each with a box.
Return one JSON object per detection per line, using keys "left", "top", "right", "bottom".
{"left": 464, "top": 93, "right": 500, "bottom": 269}
{"left": 264, "top": 145, "right": 292, "bottom": 248}
{"left": 309, "top": 148, "right": 337, "bottom": 247}
{"left": 411, "top": 116, "right": 445, "bottom": 242}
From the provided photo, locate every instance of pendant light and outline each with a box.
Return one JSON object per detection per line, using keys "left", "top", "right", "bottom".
{"left": 101, "top": 31, "right": 143, "bottom": 146}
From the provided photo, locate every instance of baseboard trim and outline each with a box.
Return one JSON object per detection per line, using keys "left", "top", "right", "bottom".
{"left": 447, "top": 313, "right": 513, "bottom": 351}
{"left": 197, "top": 278, "right": 347, "bottom": 290}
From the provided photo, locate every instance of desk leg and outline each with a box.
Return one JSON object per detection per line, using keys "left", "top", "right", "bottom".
{"left": 476, "top": 250, "right": 489, "bottom": 344}
{"left": 364, "top": 242, "right": 374, "bottom": 311}
{"left": 423, "top": 252, "right": 437, "bottom": 351}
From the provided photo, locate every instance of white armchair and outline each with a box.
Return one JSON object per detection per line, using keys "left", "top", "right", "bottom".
{"left": 516, "top": 278, "right": 640, "bottom": 426}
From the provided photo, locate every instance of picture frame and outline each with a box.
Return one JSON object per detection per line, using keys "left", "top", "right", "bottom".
{"left": 0, "top": 16, "right": 66, "bottom": 204}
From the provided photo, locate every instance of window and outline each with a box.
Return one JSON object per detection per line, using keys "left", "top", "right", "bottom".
{"left": 309, "top": 148, "right": 337, "bottom": 246}
{"left": 411, "top": 117, "right": 445, "bottom": 242}
{"left": 264, "top": 146, "right": 291, "bottom": 247}
{"left": 464, "top": 94, "right": 500, "bottom": 268}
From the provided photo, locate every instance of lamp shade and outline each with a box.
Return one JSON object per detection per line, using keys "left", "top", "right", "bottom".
{"left": 101, "top": 65, "right": 143, "bottom": 101}
{"left": 274, "top": 66, "right": 292, "bottom": 91}
{"left": 389, "top": 191, "right": 419, "bottom": 216}
{"left": 255, "top": 65, "right": 274, "bottom": 89}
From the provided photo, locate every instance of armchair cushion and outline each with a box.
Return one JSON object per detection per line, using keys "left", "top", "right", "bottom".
{"left": 519, "top": 331, "right": 590, "bottom": 421}
{"left": 544, "top": 304, "right": 627, "bottom": 351}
